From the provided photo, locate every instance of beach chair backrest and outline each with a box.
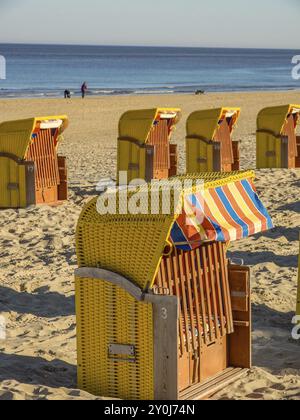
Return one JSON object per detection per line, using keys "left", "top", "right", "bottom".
{"left": 215, "top": 118, "right": 234, "bottom": 169}
{"left": 26, "top": 128, "right": 60, "bottom": 189}
{"left": 148, "top": 119, "right": 170, "bottom": 179}
{"left": 154, "top": 243, "right": 234, "bottom": 349}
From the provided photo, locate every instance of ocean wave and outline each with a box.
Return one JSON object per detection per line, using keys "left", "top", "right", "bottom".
{"left": 133, "top": 89, "right": 175, "bottom": 95}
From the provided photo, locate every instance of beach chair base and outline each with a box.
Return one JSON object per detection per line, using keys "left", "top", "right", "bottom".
{"left": 180, "top": 367, "right": 248, "bottom": 400}
{"left": 257, "top": 113, "right": 300, "bottom": 169}
{"left": 35, "top": 156, "right": 68, "bottom": 205}
{"left": 186, "top": 141, "right": 239, "bottom": 174}
{"left": 75, "top": 248, "right": 251, "bottom": 400}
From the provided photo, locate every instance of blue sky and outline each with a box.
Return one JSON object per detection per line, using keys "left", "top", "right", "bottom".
{"left": 0, "top": 0, "right": 299, "bottom": 48}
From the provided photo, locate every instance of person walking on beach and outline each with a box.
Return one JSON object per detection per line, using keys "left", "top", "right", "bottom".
{"left": 64, "top": 89, "right": 71, "bottom": 99}
{"left": 81, "top": 82, "right": 88, "bottom": 99}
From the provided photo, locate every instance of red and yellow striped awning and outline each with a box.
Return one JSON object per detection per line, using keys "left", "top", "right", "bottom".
{"left": 171, "top": 171, "right": 273, "bottom": 250}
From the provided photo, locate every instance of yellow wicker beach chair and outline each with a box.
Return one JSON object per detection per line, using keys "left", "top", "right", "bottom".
{"left": 117, "top": 108, "right": 181, "bottom": 184}
{"left": 257, "top": 105, "right": 300, "bottom": 169}
{"left": 186, "top": 108, "right": 241, "bottom": 174}
{"left": 75, "top": 170, "right": 273, "bottom": 400}
{"left": 0, "top": 116, "right": 69, "bottom": 208}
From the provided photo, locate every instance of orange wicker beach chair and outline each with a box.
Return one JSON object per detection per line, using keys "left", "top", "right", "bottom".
{"left": 75, "top": 170, "right": 273, "bottom": 400}
{"left": 257, "top": 105, "right": 300, "bottom": 169}
{"left": 117, "top": 108, "right": 181, "bottom": 184}
{"left": 186, "top": 108, "right": 241, "bottom": 174}
{"left": 0, "top": 116, "right": 69, "bottom": 208}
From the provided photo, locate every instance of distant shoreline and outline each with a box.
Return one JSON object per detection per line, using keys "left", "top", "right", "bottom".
{"left": 0, "top": 87, "right": 299, "bottom": 100}
{"left": 0, "top": 45, "right": 298, "bottom": 98}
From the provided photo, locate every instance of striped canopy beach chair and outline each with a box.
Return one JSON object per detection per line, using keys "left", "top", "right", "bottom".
{"left": 0, "top": 116, "right": 69, "bottom": 208}
{"left": 257, "top": 105, "right": 300, "bottom": 169}
{"left": 117, "top": 108, "right": 181, "bottom": 184}
{"left": 75, "top": 170, "right": 273, "bottom": 400}
{"left": 186, "top": 108, "right": 241, "bottom": 174}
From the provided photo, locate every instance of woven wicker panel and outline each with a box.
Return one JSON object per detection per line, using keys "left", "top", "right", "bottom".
{"left": 76, "top": 198, "right": 175, "bottom": 291}
{"left": 76, "top": 277, "right": 154, "bottom": 400}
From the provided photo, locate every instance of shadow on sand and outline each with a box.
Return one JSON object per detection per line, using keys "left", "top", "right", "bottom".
{"left": 0, "top": 286, "right": 74, "bottom": 318}
{"left": 0, "top": 353, "right": 77, "bottom": 397}
{"left": 227, "top": 249, "right": 298, "bottom": 268}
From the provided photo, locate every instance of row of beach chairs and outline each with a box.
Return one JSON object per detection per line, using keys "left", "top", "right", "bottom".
{"left": 0, "top": 104, "right": 298, "bottom": 209}
{"left": 75, "top": 105, "right": 296, "bottom": 400}
{"left": 0, "top": 104, "right": 297, "bottom": 401}
{"left": 118, "top": 104, "right": 300, "bottom": 186}
{"left": 75, "top": 107, "right": 275, "bottom": 399}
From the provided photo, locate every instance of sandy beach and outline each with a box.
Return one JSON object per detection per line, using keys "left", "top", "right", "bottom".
{"left": 0, "top": 91, "right": 299, "bottom": 400}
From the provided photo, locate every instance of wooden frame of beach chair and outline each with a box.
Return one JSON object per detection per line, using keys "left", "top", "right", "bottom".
{"left": 75, "top": 171, "right": 273, "bottom": 401}
{"left": 257, "top": 105, "right": 300, "bottom": 169}
{"left": 186, "top": 108, "right": 241, "bottom": 174}
{"left": 117, "top": 108, "right": 181, "bottom": 184}
{"left": 0, "top": 116, "right": 69, "bottom": 208}
{"left": 153, "top": 244, "right": 251, "bottom": 398}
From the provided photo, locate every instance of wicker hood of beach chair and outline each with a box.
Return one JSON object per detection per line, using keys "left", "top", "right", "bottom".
{"left": 74, "top": 170, "right": 273, "bottom": 400}
{"left": 117, "top": 108, "right": 181, "bottom": 184}
{"left": 257, "top": 104, "right": 300, "bottom": 169}
{"left": 0, "top": 116, "right": 69, "bottom": 208}
{"left": 186, "top": 107, "right": 241, "bottom": 174}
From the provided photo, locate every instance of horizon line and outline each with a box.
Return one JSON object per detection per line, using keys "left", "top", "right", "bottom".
{"left": 0, "top": 41, "right": 299, "bottom": 52}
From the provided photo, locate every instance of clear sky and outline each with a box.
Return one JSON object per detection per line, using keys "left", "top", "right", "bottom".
{"left": 0, "top": 0, "right": 299, "bottom": 49}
